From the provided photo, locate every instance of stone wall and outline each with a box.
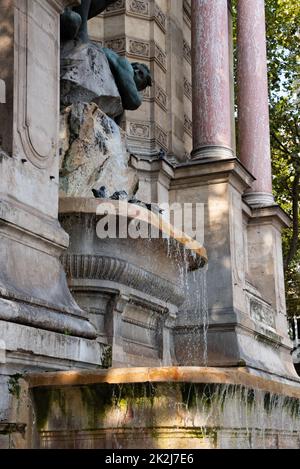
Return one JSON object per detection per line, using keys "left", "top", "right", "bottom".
{"left": 88, "top": 0, "right": 193, "bottom": 161}
{"left": 28, "top": 368, "right": 300, "bottom": 449}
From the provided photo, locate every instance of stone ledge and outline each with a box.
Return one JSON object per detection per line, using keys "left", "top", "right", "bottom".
{"left": 27, "top": 366, "right": 300, "bottom": 399}
{"left": 0, "top": 423, "right": 26, "bottom": 435}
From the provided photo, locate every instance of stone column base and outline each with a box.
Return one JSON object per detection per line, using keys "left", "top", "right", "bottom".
{"left": 244, "top": 192, "right": 275, "bottom": 208}
{"left": 191, "top": 145, "right": 234, "bottom": 161}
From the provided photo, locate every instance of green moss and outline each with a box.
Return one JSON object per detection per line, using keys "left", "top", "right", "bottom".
{"left": 80, "top": 384, "right": 114, "bottom": 427}
{"left": 180, "top": 383, "right": 217, "bottom": 411}
{"left": 33, "top": 388, "right": 54, "bottom": 430}
{"left": 79, "top": 382, "right": 158, "bottom": 428}
{"left": 101, "top": 346, "right": 112, "bottom": 369}
{"left": 8, "top": 374, "right": 23, "bottom": 399}
{"left": 282, "top": 396, "right": 300, "bottom": 418}
{"left": 33, "top": 388, "right": 66, "bottom": 430}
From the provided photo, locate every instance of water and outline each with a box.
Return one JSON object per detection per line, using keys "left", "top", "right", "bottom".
{"left": 38, "top": 380, "right": 300, "bottom": 449}
{"left": 192, "top": 267, "right": 209, "bottom": 365}
{"left": 163, "top": 237, "right": 210, "bottom": 366}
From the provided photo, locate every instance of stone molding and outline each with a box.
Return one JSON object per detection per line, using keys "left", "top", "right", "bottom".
{"left": 104, "top": 0, "right": 125, "bottom": 14}
{"left": 99, "top": 36, "right": 166, "bottom": 71}
{"left": 183, "top": 39, "right": 191, "bottom": 64}
{"left": 127, "top": 120, "right": 153, "bottom": 139}
{"left": 184, "top": 114, "right": 192, "bottom": 137}
{"left": 0, "top": 296, "right": 96, "bottom": 340}
{"left": 127, "top": 120, "right": 168, "bottom": 151}
{"left": 102, "top": 0, "right": 166, "bottom": 32}
{"left": 61, "top": 254, "right": 185, "bottom": 306}
{"left": 155, "top": 123, "right": 168, "bottom": 150}
{"left": 155, "top": 84, "right": 167, "bottom": 110}
{"left": 183, "top": 0, "right": 191, "bottom": 25}
{"left": 14, "top": 0, "right": 61, "bottom": 169}
{"left": 184, "top": 78, "right": 192, "bottom": 101}
{"left": 243, "top": 192, "right": 275, "bottom": 208}
{"left": 128, "top": 0, "right": 150, "bottom": 18}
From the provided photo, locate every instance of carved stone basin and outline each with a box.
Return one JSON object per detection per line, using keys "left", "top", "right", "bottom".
{"left": 59, "top": 198, "right": 207, "bottom": 367}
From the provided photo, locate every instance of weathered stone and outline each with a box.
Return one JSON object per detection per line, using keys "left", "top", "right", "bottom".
{"left": 58, "top": 198, "right": 190, "bottom": 367}
{"left": 60, "top": 42, "right": 123, "bottom": 117}
{"left": 26, "top": 368, "right": 300, "bottom": 449}
{"left": 59, "top": 103, "right": 138, "bottom": 197}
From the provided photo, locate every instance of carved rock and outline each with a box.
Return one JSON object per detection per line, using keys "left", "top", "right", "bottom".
{"left": 61, "top": 41, "right": 123, "bottom": 118}
{"left": 59, "top": 103, "right": 138, "bottom": 197}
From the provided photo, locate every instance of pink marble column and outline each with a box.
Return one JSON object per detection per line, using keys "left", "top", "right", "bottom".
{"left": 191, "top": 0, "right": 233, "bottom": 160}
{"left": 237, "top": 0, "right": 274, "bottom": 206}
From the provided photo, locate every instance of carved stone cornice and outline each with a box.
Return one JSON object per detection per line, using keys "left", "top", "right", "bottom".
{"left": 48, "top": 0, "right": 80, "bottom": 13}
{"left": 62, "top": 254, "right": 185, "bottom": 306}
{"left": 183, "top": 0, "right": 191, "bottom": 24}
{"left": 101, "top": 0, "right": 166, "bottom": 33}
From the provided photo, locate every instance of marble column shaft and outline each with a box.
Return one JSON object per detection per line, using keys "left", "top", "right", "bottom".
{"left": 237, "top": 0, "right": 274, "bottom": 206}
{"left": 191, "top": 0, "right": 232, "bottom": 159}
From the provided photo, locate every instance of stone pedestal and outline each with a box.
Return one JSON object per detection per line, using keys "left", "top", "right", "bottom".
{"left": 170, "top": 159, "right": 297, "bottom": 381}
{"left": 59, "top": 198, "right": 206, "bottom": 367}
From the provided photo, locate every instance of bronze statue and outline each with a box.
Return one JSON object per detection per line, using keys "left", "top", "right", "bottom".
{"left": 61, "top": 0, "right": 118, "bottom": 43}
{"left": 60, "top": 0, "right": 152, "bottom": 116}
{"left": 103, "top": 48, "right": 152, "bottom": 111}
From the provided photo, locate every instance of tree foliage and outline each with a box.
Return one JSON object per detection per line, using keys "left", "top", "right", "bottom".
{"left": 265, "top": 0, "right": 300, "bottom": 317}
{"left": 232, "top": 0, "right": 300, "bottom": 317}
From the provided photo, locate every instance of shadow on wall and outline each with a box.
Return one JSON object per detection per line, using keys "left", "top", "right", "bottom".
{"left": 0, "top": 79, "right": 5, "bottom": 103}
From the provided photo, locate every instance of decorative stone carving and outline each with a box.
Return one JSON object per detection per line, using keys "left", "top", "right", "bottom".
{"left": 184, "top": 114, "right": 192, "bottom": 137}
{"left": 184, "top": 78, "right": 192, "bottom": 101}
{"left": 154, "top": 43, "right": 167, "bottom": 70}
{"left": 128, "top": 0, "right": 150, "bottom": 17}
{"left": 183, "top": 0, "right": 191, "bottom": 24}
{"left": 104, "top": 0, "right": 125, "bottom": 13}
{"left": 61, "top": 253, "right": 184, "bottom": 306}
{"left": 128, "top": 121, "right": 151, "bottom": 139}
{"left": 104, "top": 36, "right": 126, "bottom": 53}
{"left": 155, "top": 124, "right": 168, "bottom": 150}
{"left": 154, "top": 3, "right": 166, "bottom": 31}
{"left": 59, "top": 204, "right": 204, "bottom": 365}
{"left": 250, "top": 298, "right": 276, "bottom": 330}
{"left": 155, "top": 85, "right": 167, "bottom": 110}
{"left": 183, "top": 39, "right": 191, "bottom": 65}
{"left": 128, "top": 39, "right": 150, "bottom": 57}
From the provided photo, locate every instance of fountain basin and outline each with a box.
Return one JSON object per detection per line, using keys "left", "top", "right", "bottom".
{"left": 59, "top": 198, "right": 207, "bottom": 367}
{"left": 28, "top": 367, "right": 300, "bottom": 449}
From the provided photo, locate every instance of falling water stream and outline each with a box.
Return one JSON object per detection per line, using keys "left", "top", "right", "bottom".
{"left": 164, "top": 237, "right": 209, "bottom": 365}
